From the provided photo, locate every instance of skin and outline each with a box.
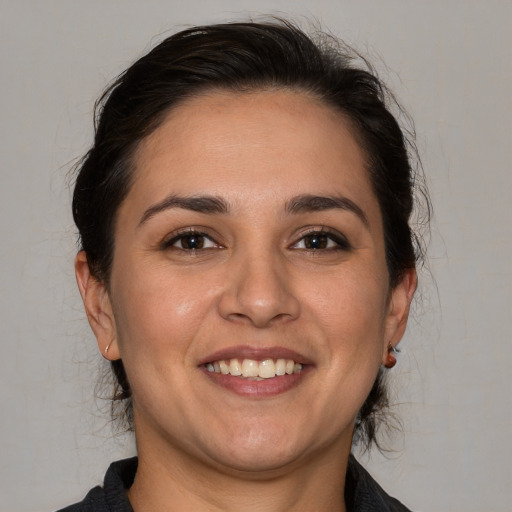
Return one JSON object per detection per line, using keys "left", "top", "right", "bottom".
{"left": 76, "top": 90, "right": 416, "bottom": 512}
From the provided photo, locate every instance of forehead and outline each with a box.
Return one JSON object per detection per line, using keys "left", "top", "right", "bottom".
{"left": 128, "top": 89, "right": 378, "bottom": 220}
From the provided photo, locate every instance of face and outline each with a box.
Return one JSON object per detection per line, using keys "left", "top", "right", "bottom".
{"left": 77, "top": 90, "right": 415, "bottom": 475}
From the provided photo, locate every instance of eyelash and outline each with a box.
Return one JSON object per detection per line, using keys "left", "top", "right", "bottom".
{"left": 161, "top": 228, "right": 351, "bottom": 253}
{"left": 291, "top": 229, "right": 351, "bottom": 252}
{"left": 161, "top": 229, "right": 221, "bottom": 251}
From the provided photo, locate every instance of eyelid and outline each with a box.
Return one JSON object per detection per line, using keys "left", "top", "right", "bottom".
{"left": 290, "top": 226, "right": 351, "bottom": 251}
{"left": 161, "top": 227, "right": 223, "bottom": 250}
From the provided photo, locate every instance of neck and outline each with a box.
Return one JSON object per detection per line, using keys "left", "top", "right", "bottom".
{"left": 128, "top": 431, "right": 351, "bottom": 512}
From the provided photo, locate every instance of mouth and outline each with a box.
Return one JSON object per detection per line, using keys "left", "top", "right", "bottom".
{"left": 203, "top": 358, "right": 303, "bottom": 380}
{"left": 199, "top": 346, "right": 313, "bottom": 398}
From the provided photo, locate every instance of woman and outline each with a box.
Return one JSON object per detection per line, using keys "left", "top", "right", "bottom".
{"left": 62, "top": 19, "right": 426, "bottom": 512}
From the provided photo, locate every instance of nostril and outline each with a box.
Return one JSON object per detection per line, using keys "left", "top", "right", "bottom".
{"left": 224, "top": 310, "right": 298, "bottom": 328}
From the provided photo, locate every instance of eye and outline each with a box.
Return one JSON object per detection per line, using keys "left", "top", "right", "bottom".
{"left": 292, "top": 230, "right": 350, "bottom": 251}
{"left": 163, "top": 230, "right": 220, "bottom": 251}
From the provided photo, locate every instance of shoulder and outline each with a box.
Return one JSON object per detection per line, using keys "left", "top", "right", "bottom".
{"left": 55, "top": 458, "right": 137, "bottom": 512}
{"left": 346, "top": 454, "right": 414, "bottom": 512}
{"left": 55, "top": 486, "right": 106, "bottom": 512}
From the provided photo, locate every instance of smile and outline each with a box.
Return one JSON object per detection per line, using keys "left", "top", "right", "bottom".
{"left": 199, "top": 346, "right": 312, "bottom": 397}
{"left": 205, "top": 358, "right": 303, "bottom": 379}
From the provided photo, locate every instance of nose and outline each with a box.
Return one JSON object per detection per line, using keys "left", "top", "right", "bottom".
{"left": 218, "top": 251, "right": 300, "bottom": 328}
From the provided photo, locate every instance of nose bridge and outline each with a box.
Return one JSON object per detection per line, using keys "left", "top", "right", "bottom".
{"left": 219, "top": 242, "right": 300, "bottom": 327}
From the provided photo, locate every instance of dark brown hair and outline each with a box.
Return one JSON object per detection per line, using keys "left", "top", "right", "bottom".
{"left": 73, "top": 19, "right": 429, "bottom": 449}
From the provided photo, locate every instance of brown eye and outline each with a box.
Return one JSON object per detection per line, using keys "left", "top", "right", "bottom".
{"left": 179, "top": 234, "right": 205, "bottom": 249}
{"left": 303, "top": 234, "right": 329, "bottom": 249}
{"left": 164, "top": 231, "right": 219, "bottom": 251}
{"left": 292, "top": 230, "right": 351, "bottom": 251}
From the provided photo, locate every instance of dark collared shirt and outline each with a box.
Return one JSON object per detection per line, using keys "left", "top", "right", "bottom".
{"left": 56, "top": 456, "right": 413, "bottom": 512}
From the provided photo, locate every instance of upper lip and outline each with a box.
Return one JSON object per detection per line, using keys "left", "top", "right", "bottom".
{"left": 198, "top": 345, "right": 314, "bottom": 366}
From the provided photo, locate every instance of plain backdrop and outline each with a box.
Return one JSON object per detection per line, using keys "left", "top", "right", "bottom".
{"left": 1, "top": 1, "right": 511, "bottom": 511}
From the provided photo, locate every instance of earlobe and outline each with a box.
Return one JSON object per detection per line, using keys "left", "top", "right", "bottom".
{"left": 74, "top": 251, "right": 120, "bottom": 360}
{"left": 382, "top": 268, "right": 417, "bottom": 365}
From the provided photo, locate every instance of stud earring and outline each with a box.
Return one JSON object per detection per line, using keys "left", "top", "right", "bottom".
{"left": 384, "top": 344, "right": 400, "bottom": 369}
{"left": 104, "top": 343, "right": 111, "bottom": 355}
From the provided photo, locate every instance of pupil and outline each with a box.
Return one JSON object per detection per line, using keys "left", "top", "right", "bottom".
{"left": 183, "top": 235, "right": 204, "bottom": 249}
{"left": 305, "top": 234, "right": 327, "bottom": 249}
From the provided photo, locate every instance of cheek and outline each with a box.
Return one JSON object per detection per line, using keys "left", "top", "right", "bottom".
{"left": 310, "top": 265, "right": 388, "bottom": 327}
{"left": 108, "top": 268, "right": 222, "bottom": 416}
{"left": 303, "top": 264, "right": 389, "bottom": 368}
{"left": 111, "top": 265, "right": 219, "bottom": 360}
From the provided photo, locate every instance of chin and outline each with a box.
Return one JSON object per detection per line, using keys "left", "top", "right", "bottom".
{"left": 201, "top": 421, "right": 317, "bottom": 475}
{"left": 212, "top": 446, "right": 302, "bottom": 475}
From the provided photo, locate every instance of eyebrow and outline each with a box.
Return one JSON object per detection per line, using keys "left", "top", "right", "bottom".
{"left": 138, "top": 192, "right": 369, "bottom": 228}
{"left": 285, "top": 194, "right": 369, "bottom": 228}
{"left": 139, "top": 195, "right": 229, "bottom": 225}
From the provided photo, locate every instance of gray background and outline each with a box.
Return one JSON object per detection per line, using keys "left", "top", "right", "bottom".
{"left": 1, "top": 1, "right": 511, "bottom": 511}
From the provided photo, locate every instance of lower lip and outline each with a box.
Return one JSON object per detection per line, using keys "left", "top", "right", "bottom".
{"left": 200, "top": 366, "right": 311, "bottom": 398}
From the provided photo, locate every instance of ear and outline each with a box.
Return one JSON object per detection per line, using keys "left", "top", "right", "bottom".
{"left": 382, "top": 268, "right": 417, "bottom": 363}
{"left": 74, "top": 251, "right": 120, "bottom": 360}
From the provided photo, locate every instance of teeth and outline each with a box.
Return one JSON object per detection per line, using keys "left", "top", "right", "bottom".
{"left": 205, "top": 358, "right": 304, "bottom": 379}
{"left": 259, "top": 359, "right": 275, "bottom": 379}
{"left": 275, "top": 358, "right": 286, "bottom": 376}
{"left": 229, "top": 358, "right": 242, "bottom": 376}
{"left": 242, "top": 359, "right": 259, "bottom": 378}
{"left": 219, "top": 360, "right": 230, "bottom": 375}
